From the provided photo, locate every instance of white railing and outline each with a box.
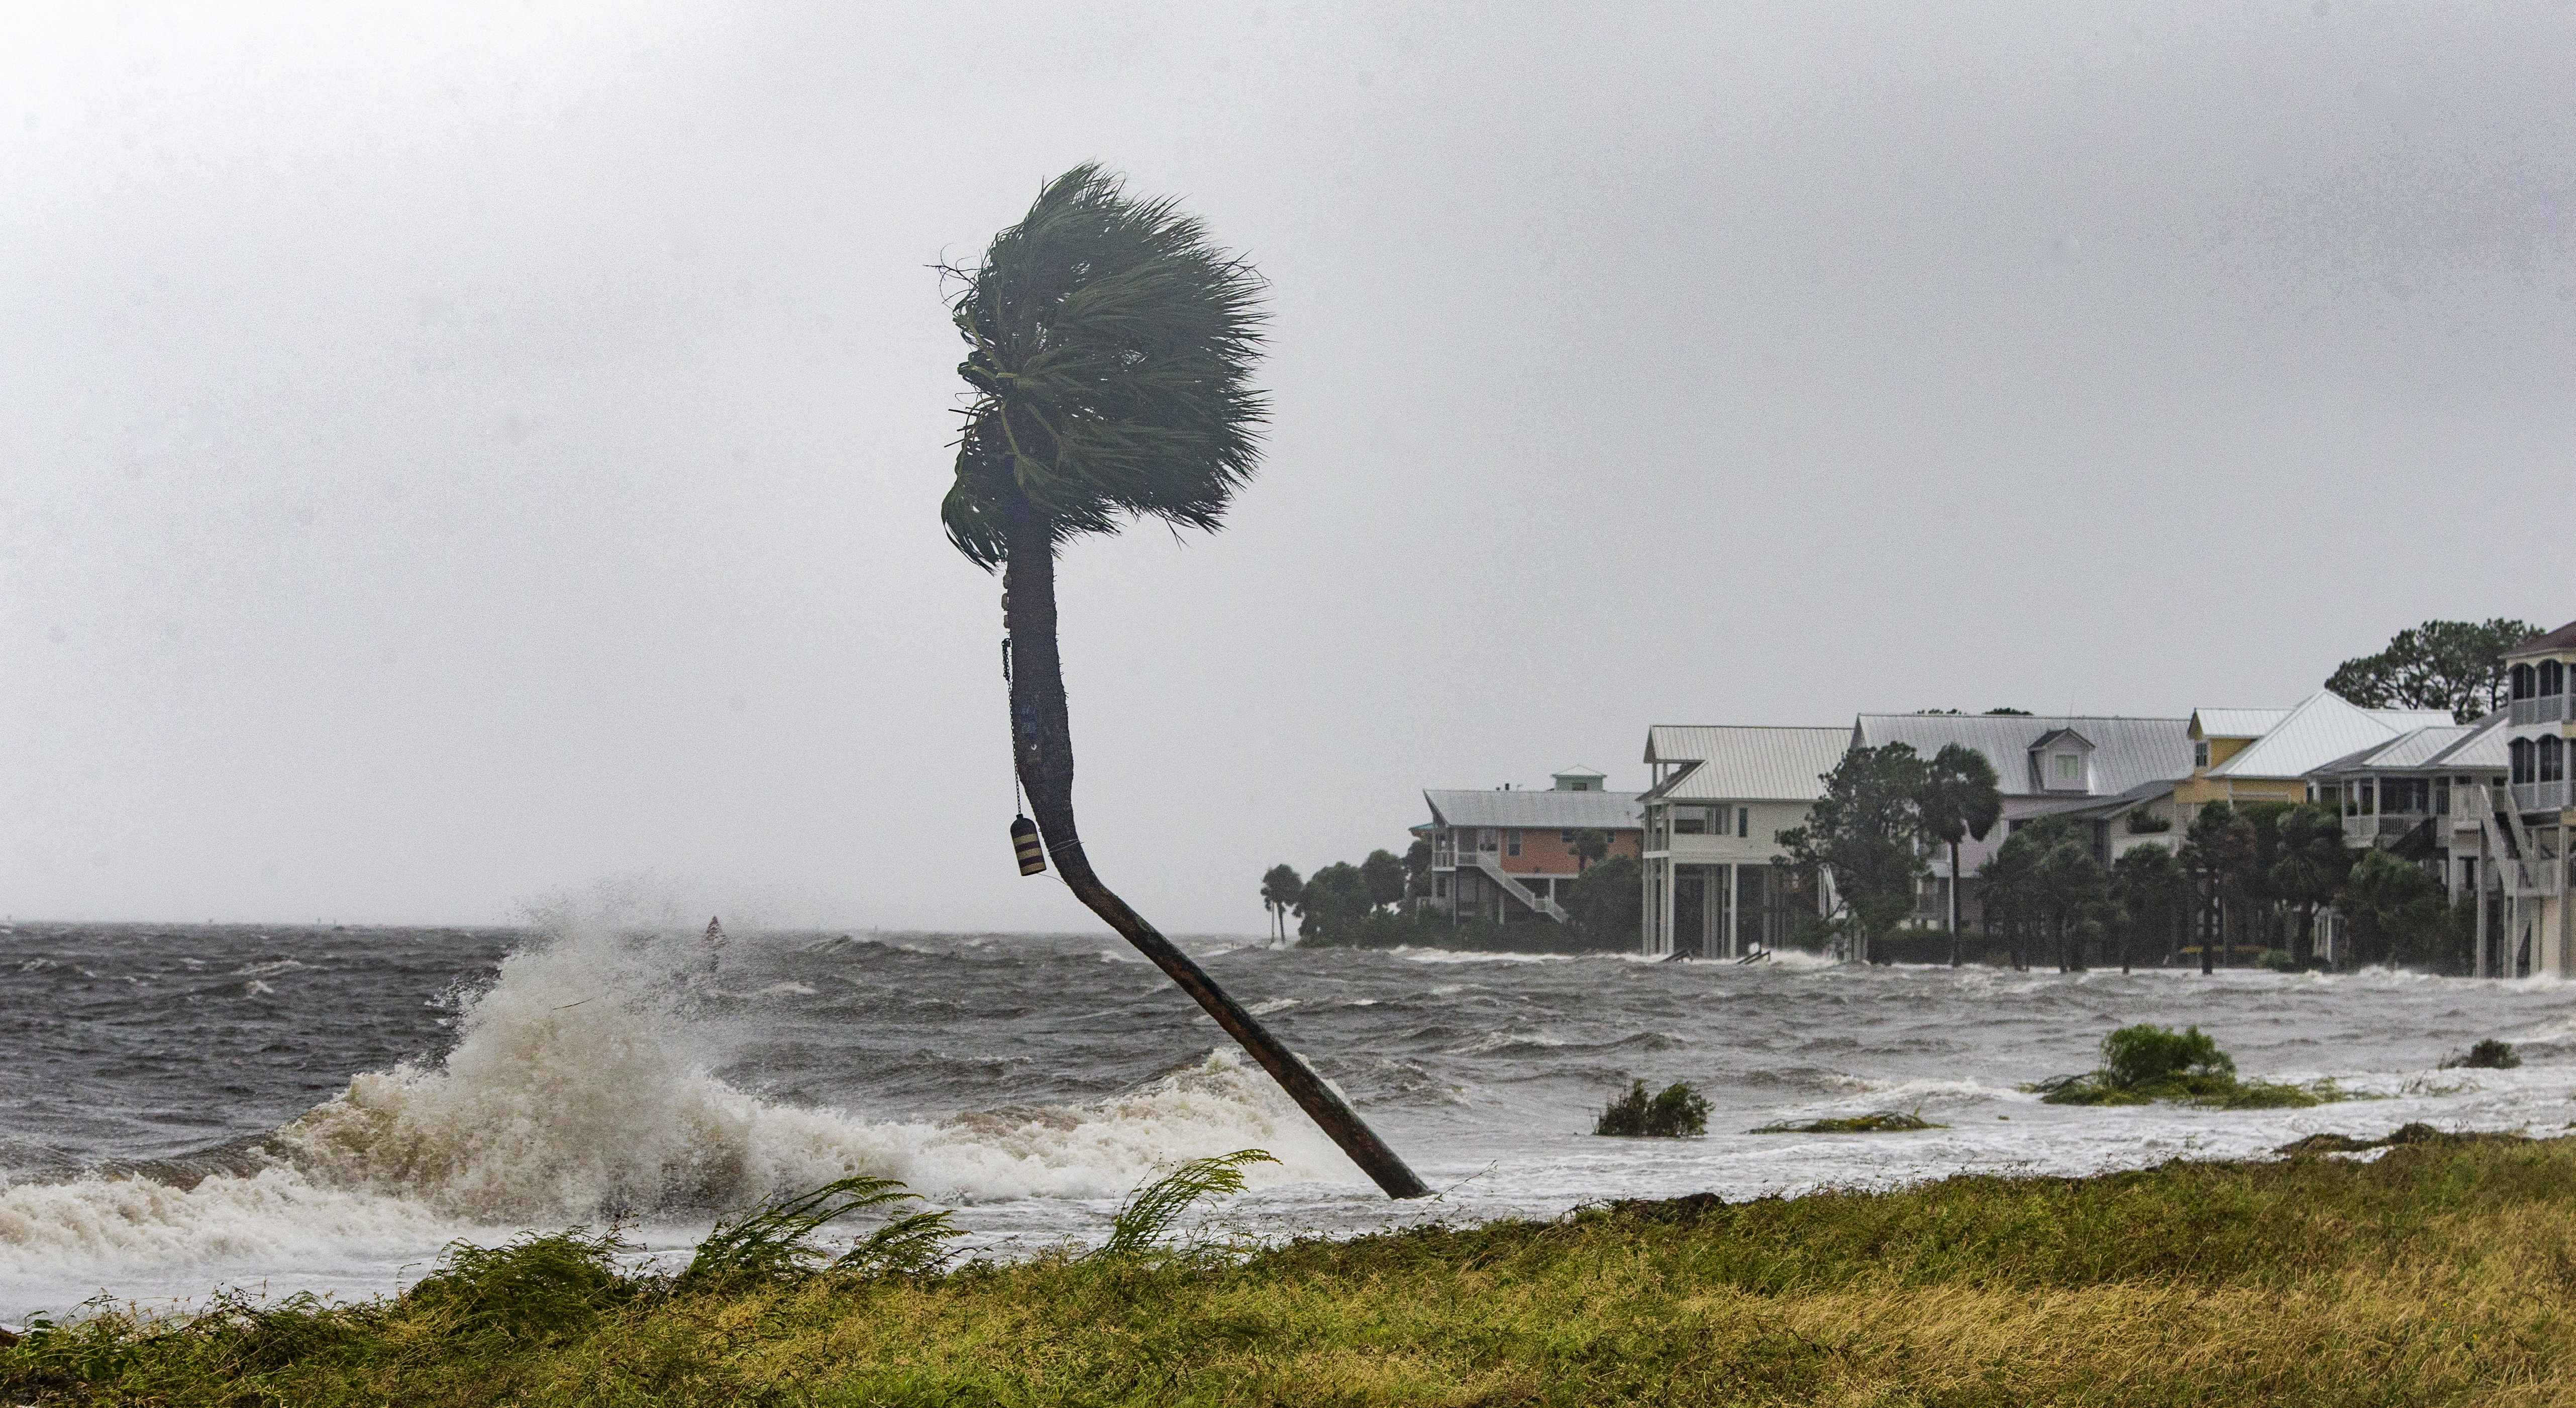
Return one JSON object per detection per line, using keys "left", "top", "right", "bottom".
{"left": 1468, "top": 851, "right": 1569, "bottom": 922}
{"left": 2511, "top": 780, "right": 2573, "bottom": 812}
{"left": 2510, "top": 695, "right": 2570, "bottom": 726}
{"left": 2509, "top": 855, "right": 2565, "bottom": 898}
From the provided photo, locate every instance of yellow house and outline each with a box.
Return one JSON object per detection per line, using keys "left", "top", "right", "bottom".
{"left": 2177, "top": 692, "right": 2452, "bottom": 819}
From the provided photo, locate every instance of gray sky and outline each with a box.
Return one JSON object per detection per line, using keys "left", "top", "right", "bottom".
{"left": 5, "top": 3, "right": 2571, "bottom": 931}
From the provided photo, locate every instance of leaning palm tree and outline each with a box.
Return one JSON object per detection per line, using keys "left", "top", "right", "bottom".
{"left": 941, "top": 166, "right": 1426, "bottom": 1199}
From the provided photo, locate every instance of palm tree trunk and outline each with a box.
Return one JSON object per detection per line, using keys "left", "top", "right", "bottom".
{"left": 1947, "top": 840, "right": 1963, "bottom": 967}
{"left": 1003, "top": 507, "right": 1427, "bottom": 1200}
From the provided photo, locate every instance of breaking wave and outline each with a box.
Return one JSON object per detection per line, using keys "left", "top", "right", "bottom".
{"left": 0, "top": 922, "right": 1352, "bottom": 1284}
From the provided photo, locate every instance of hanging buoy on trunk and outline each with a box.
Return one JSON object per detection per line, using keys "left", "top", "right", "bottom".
{"left": 1011, "top": 815, "right": 1046, "bottom": 875}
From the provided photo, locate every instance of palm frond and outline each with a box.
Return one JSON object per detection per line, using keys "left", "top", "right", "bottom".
{"left": 942, "top": 164, "right": 1270, "bottom": 570}
{"left": 1092, "top": 1148, "right": 1277, "bottom": 1258}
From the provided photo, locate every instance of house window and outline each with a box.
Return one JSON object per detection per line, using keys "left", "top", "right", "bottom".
{"left": 2434, "top": 776, "right": 2451, "bottom": 815}
{"left": 2055, "top": 753, "right": 2081, "bottom": 781}
{"left": 1434, "top": 876, "right": 1448, "bottom": 898}
{"left": 1507, "top": 830, "right": 1522, "bottom": 856}
{"left": 1561, "top": 830, "right": 1575, "bottom": 843}
{"left": 2194, "top": 741, "right": 2210, "bottom": 769}
{"left": 1737, "top": 806, "right": 1750, "bottom": 838}
{"left": 1673, "top": 807, "right": 1708, "bottom": 835}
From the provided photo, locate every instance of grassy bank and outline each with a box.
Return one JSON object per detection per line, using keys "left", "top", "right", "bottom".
{"left": 13, "top": 1132, "right": 2576, "bottom": 1405}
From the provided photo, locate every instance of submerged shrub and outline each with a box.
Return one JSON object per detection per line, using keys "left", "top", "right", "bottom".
{"left": 1750, "top": 1109, "right": 1945, "bottom": 1134}
{"left": 683, "top": 1175, "right": 961, "bottom": 1288}
{"left": 2102, "top": 1024, "right": 2234, "bottom": 1089}
{"left": 2443, "top": 1039, "right": 2521, "bottom": 1070}
{"left": 1094, "top": 1149, "right": 1277, "bottom": 1259}
{"left": 402, "top": 1228, "right": 639, "bottom": 1339}
{"left": 2039, "top": 1024, "right": 2333, "bottom": 1108}
{"left": 1594, "top": 1080, "right": 1709, "bottom": 1137}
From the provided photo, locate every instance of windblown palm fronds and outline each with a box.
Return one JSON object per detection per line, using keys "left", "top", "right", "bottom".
{"left": 941, "top": 163, "right": 1269, "bottom": 569}
{"left": 1093, "top": 1148, "right": 1278, "bottom": 1259}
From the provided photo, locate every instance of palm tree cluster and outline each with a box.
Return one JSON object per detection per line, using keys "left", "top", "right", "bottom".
{"left": 1980, "top": 799, "right": 2458, "bottom": 972}
{"left": 1977, "top": 817, "right": 2191, "bottom": 972}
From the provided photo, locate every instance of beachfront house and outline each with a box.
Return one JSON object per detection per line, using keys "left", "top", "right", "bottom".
{"left": 2177, "top": 692, "right": 2454, "bottom": 819}
{"left": 1637, "top": 725, "right": 1848, "bottom": 958}
{"left": 1422, "top": 770, "right": 1642, "bottom": 924}
{"left": 2499, "top": 621, "right": 2576, "bottom": 975}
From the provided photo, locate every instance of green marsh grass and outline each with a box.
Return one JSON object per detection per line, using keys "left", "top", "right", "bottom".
{"left": 16, "top": 1133, "right": 2576, "bottom": 1404}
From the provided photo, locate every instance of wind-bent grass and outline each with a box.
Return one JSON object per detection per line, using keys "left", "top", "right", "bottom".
{"left": 16, "top": 1134, "right": 2576, "bottom": 1405}
{"left": 680, "top": 1174, "right": 960, "bottom": 1287}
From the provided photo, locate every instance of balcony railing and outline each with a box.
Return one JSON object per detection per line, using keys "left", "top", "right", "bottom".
{"left": 2510, "top": 780, "right": 2573, "bottom": 812}
{"left": 2510, "top": 695, "right": 2570, "bottom": 726}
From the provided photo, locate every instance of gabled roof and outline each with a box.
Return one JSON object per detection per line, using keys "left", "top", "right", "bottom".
{"left": 1552, "top": 765, "right": 1607, "bottom": 779}
{"left": 1639, "top": 725, "right": 1851, "bottom": 803}
{"left": 2206, "top": 691, "right": 2448, "bottom": 780}
{"left": 2506, "top": 620, "right": 2576, "bottom": 659}
{"left": 2431, "top": 715, "right": 2512, "bottom": 770}
{"left": 1423, "top": 789, "right": 1643, "bottom": 830}
{"left": 2193, "top": 708, "right": 2291, "bottom": 740}
{"left": 1849, "top": 714, "right": 2191, "bottom": 799}
{"left": 2029, "top": 727, "right": 2094, "bottom": 752}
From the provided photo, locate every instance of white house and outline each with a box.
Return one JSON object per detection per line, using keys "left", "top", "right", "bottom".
{"left": 1637, "top": 725, "right": 1848, "bottom": 958}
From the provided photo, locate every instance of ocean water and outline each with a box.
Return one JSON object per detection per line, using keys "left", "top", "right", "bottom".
{"left": 5, "top": 918, "right": 2573, "bottom": 1322}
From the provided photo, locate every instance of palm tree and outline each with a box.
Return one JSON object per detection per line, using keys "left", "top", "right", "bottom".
{"left": 1571, "top": 828, "right": 1611, "bottom": 874}
{"left": 1260, "top": 864, "right": 1303, "bottom": 946}
{"left": 942, "top": 167, "right": 1426, "bottom": 1199}
{"left": 1917, "top": 744, "right": 2003, "bottom": 967}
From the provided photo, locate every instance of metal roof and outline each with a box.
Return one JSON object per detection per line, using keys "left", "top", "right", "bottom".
{"left": 2432, "top": 719, "right": 2511, "bottom": 770}
{"left": 1848, "top": 714, "right": 2192, "bottom": 799}
{"left": 2206, "top": 691, "right": 2446, "bottom": 780}
{"left": 1639, "top": 725, "right": 1850, "bottom": 802}
{"left": 1422, "top": 789, "right": 1643, "bottom": 830}
{"left": 2193, "top": 708, "right": 2291, "bottom": 739}
{"left": 2019, "top": 777, "right": 2176, "bottom": 820}
{"left": 2310, "top": 713, "right": 2511, "bottom": 777}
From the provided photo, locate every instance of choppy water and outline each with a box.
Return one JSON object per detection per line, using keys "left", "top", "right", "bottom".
{"left": 5, "top": 918, "right": 2574, "bottom": 1322}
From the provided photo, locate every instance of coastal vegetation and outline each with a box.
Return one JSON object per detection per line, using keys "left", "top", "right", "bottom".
{"left": 2445, "top": 1038, "right": 2522, "bottom": 1071}
{"left": 1749, "top": 1109, "right": 1945, "bottom": 1134}
{"left": 1593, "top": 1079, "right": 1711, "bottom": 1137}
{"left": 15, "top": 1134, "right": 2576, "bottom": 1404}
{"left": 2035, "top": 1023, "right": 2343, "bottom": 1110}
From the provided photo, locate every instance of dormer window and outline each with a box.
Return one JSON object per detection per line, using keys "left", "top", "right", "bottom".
{"left": 2030, "top": 727, "right": 2096, "bottom": 793}
{"left": 2194, "top": 741, "right": 2211, "bottom": 770}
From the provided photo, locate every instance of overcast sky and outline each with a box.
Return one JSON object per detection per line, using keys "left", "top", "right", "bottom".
{"left": 4, "top": 3, "right": 2571, "bottom": 931}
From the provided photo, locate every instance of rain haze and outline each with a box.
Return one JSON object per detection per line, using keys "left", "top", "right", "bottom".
{"left": 5, "top": 2, "right": 2571, "bottom": 930}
